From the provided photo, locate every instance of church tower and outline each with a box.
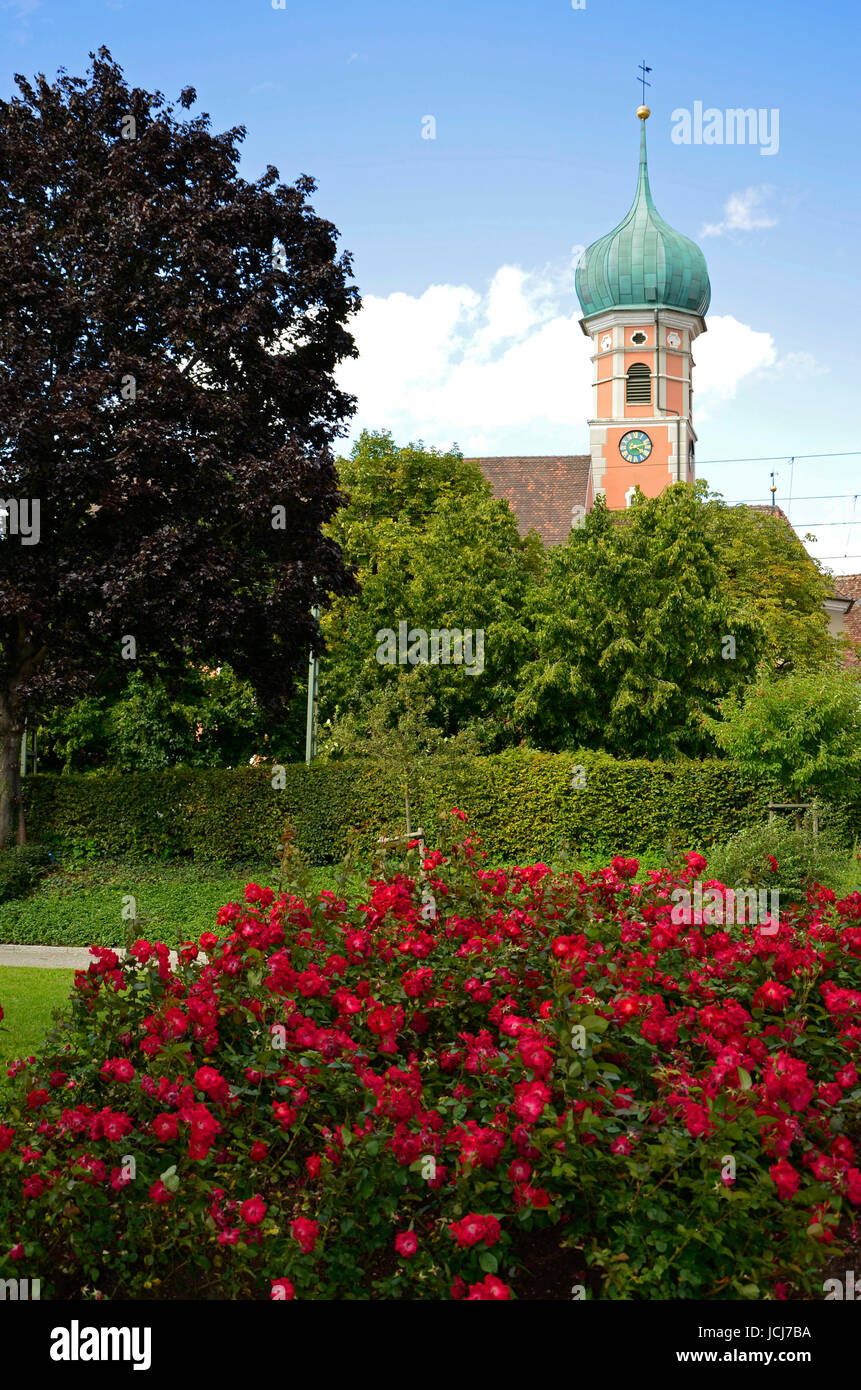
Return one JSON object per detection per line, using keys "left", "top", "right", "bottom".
{"left": 575, "top": 106, "right": 710, "bottom": 510}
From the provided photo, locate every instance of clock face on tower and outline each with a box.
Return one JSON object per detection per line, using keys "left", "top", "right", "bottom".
{"left": 667, "top": 331, "right": 681, "bottom": 349}
{"left": 619, "top": 429, "right": 652, "bottom": 463}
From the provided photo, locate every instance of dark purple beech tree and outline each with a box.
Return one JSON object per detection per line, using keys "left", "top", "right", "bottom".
{"left": 0, "top": 48, "right": 359, "bottom": 846}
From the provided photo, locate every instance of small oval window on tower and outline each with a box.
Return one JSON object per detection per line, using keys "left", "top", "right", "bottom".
{"left": 626, "top": 362, "right": 651, "bottom": 404}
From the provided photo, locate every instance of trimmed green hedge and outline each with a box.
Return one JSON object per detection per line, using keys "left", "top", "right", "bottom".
{"left": 18, "top": 752, "right": 831, "bottom": 866}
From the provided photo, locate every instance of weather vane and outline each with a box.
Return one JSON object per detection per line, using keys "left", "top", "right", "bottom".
{"left": 638, "top": 61, "right": 652, "bottom": 106}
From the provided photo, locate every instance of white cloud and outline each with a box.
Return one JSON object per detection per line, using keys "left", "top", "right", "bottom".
{"left": 337, "top": 273, "right": 813, "bottom": 454}
{"left": 694, "top": 314, "right": 777, "bottom": 406}
{"left": 700, "top": 186, "right": 777, "bottom": 238}
{"left": 338, "top": 267, "right": 589, "bottom": 454}
{"left": 766, "top": 350, "right": 829, "bottom": 380}
{"left": 695, "top": 318, "right": 828, "bottom": 422}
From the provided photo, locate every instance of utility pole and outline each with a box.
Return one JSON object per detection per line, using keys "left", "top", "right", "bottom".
{"left": 304, "top": 604, "right": 320, "bottom": 765}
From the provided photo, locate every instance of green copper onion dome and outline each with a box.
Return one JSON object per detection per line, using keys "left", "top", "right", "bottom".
{"left": 575, "top": 113, "right": 710, "bottom": 319}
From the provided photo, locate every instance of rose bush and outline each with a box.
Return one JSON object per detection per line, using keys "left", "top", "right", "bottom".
{"left": 1, "top": 815, "right": 859, "bottom": 1299}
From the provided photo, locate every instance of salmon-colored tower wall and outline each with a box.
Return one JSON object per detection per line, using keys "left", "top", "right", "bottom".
{"left": 582, "top": 312, "right": 704, "bottom": 510}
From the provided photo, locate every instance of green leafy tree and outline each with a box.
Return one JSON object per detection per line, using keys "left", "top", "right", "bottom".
{"left": 707, "top": 668, "right": 861, "bottom": 802}
{"left": 705, "top": 499, "right": 836, "bottom": 672}
{"left": 514, "top": 485, "right": 764, "bottom": 756}
{"left": 322, "top": 431, "right": 542, "bottom": 746}
{"left": 37, "top": 663, "right": 304, "bottom": 771}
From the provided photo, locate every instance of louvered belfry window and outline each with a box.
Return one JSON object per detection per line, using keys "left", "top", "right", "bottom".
{"left": 626, "top": 362, "right": 651, "bottom": 404}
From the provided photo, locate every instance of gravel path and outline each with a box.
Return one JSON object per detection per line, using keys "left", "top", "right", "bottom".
{"left": 0, "top": 944, "right": 185, "bottom": 969}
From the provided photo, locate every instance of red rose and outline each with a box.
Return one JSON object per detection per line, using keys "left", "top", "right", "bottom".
{"left": 524, "top": 1185, "right": 550, "bottom": 1209}
{"left": 447, "top": 1213, "right": 501, "bottom": 1248}
{"left": 97, "top": 1110, "right": 134, "bottom": 1142}
{"left": 151, "top": 1113, "right": 179, "bottom": 1141}
{"left": 682, "top": 1101, "right": 712, "bottom": 1139}
{"left": 769, "top": 1158, "right": 800, "bottom": 1201}
{"left": 395, "top": 1231, "right": 418, "bottom": 1258}
{"left": 753, "top": 981, "right": 792, "bottom": 1011}
{"left": 818, "top": 1083, "right": 842, "bottom": 1106}
{"left": 466, "top": 1274, "right": 512, "bottom": 1300}
{"left": 291, "top": 1217, "right": 319, "bottom": 1253}
{"left": 240, "top": 1195, "right": 267, "bottom": 1226}
{"left": 149, "top": 1180, "right": 174, "bottom": 1204}
{"left": 512, "top": 1080, "right": 551, "bottom": 1125}
{"left": 250, "top": 1141, "right": 268, "bottom": 1162}
{"left": 195, "top": 1065, "right": 230, "bottom": 1104}
{"left": 831, "top": 1136, "right": 855, "bottom": 1165}
{"left": 271, "top": 1278, "right": 295, "bottom": 1301}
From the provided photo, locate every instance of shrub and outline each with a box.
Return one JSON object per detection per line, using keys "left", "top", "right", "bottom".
{"left": 708, "top": 668, "right": 861, "bottom": 803}
{"left": 0, "top": 845, "right": 53, "bottom": 904}
{"left": 1, "top": 820, "right": 859, "bottom": 1300}
{"left": 21, "top": 753, "right": 798, "bottom": 865}
{"left": 708, "top": 817, "right": 860, "bottom": 907}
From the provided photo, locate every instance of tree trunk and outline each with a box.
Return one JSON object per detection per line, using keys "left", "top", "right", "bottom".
{"left": 0, "top": 713, "right": 24, "bottom": 850}
{"left": 0, "top": 628, "right": 47, "bottom": 850}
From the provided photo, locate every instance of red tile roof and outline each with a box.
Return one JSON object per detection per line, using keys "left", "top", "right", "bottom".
{"left": 745, "top": 503, "right": 792, "bottom": 523}
{"left": 468, "top": 455, "right": 591, "bottom": 547}
{"left": 831, "top": 574, "right": 861, "bottom": 664}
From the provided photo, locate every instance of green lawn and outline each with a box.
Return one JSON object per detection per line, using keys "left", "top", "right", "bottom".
{"left": 0, "top": 966, "right": 75, "bottom": 1066}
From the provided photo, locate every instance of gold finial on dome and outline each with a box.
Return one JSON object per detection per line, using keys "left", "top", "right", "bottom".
{"left": 637, "top": 105, "right": 651, "bottom": 120}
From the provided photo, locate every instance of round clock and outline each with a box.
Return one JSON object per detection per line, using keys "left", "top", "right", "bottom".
{"left": 600, "top": 332, "right": 612, "bottom": 351}
{"left": 667, "top": 331, "right": 681, "bottom": 349}
{"left": 619, "top": 429, "right": 652, "bottom": 463}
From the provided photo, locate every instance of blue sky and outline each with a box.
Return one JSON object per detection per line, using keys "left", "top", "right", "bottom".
{"left": 3, "top": 0, "right": 859, "bottom": 571}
